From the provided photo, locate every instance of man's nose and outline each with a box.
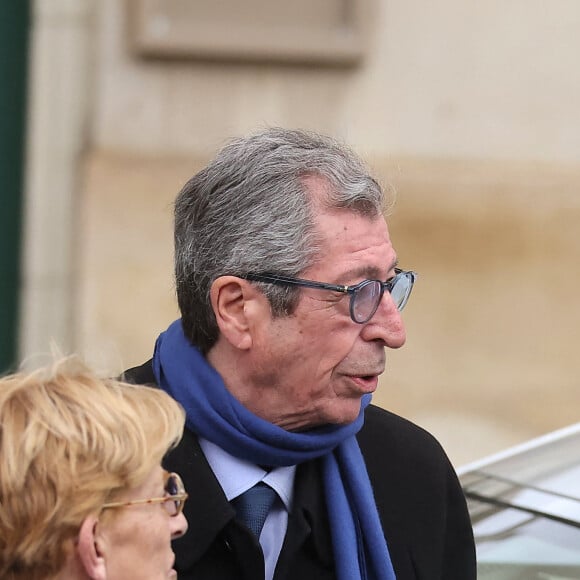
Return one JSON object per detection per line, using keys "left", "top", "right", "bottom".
{"left": 360, "top": 292, "right": 407, "bottom": 348}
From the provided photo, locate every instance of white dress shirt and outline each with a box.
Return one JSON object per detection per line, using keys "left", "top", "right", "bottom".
{"left": 199, "top": 438, "right": 296, "bottom": 580}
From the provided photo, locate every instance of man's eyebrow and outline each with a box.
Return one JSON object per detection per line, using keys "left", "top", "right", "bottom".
{"left": 339, "top": 259, "right": 399, "bottom": 283}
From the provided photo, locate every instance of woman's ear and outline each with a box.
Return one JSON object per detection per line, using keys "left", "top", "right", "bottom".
{"left": 77, "top": 516, "right": 107, "bottom": 580}
{"left": 210, "top": 276, "right": 266, "bottom": 351}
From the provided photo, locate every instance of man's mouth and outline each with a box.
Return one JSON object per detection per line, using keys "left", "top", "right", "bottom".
{"left": 349, "top": 374, "right": 379, "bottom": 392}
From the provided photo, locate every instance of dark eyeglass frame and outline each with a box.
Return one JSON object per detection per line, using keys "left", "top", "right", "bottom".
{"left": 101, "top": 471, "right": 188, "bottom": 517}
{"left": 241, "top": 267, "right": 416, "bottom": 324}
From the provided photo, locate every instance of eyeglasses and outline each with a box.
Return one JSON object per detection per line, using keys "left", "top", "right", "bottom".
{"left": 242, "top": 267, "right": 416, "bottom": 324}
{"left": 102, "top": 472, "right": 188, "bottom": 517}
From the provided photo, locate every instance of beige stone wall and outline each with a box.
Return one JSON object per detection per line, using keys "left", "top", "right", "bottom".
{"left": 94, "top": 0, "right": 580, "bottom": 162}
{"left": 69, "top": 0, "right": 580, "bottom": 465}
{"left": 384, "top": 159, "right": 580, "bottom": 463}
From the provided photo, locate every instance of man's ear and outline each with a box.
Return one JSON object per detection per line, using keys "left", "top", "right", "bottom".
{"left": 77, "top": 515, "right": 107, "bottom": 580}
{"left": 210, "top": 276, "right": 266, "bottom": 350}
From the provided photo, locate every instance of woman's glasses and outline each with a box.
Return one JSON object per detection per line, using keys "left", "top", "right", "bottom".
{"left": 242, "top": 268, "right": 416, "bottom": 324}
{"left": 102, "top": 471, "right": 188, "bottom": 517}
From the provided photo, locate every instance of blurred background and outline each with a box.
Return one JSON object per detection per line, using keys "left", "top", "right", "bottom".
{"left": 2, "top": 0, "right": 579, "bottom": 466}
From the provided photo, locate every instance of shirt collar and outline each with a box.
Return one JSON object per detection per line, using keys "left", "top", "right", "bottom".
{"left": 199, "top": 438, "right": 296, "bottom": 511}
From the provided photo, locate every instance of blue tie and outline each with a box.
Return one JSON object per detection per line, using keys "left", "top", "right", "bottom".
{"left": 233, "top": 482, "right": 277, "bottom": 538}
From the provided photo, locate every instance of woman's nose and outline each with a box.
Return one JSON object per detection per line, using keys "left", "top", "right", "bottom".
{"left": 171, "top": 511, "right": 188, "bottom": 539}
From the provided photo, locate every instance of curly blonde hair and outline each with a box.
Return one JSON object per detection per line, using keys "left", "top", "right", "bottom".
{"left": 0, "top": 357, "right": 185, "bottom": 580}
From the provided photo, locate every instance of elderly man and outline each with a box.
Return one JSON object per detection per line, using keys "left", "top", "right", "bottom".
{"left": 125, "top": 128, "right": 475, "bottom": 580}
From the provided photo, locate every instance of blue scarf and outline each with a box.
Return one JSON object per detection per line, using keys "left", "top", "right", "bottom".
{"left": 153, "top": 319, "right": 396, "bottom": 580}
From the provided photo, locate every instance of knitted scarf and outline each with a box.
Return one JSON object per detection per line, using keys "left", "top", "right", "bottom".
{"left": 153, "top": 319, "right": 396, "bottom": 580}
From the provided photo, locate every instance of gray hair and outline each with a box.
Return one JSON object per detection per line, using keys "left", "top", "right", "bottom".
{"left": 174, "top": 127, "right": 387, "bottom": 353}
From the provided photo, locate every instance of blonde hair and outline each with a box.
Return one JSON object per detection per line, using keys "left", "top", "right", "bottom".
{"left": 0, "top": 357, "right": 185, "bottom": 580}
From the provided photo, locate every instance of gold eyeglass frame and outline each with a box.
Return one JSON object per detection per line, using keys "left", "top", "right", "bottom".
{"left": 102, "top": 471, "right": 188, "bottom": 517}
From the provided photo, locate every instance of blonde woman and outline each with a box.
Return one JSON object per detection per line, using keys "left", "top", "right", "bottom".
{"left": 0, "top": 357, "right": 188, "bottom": 580}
